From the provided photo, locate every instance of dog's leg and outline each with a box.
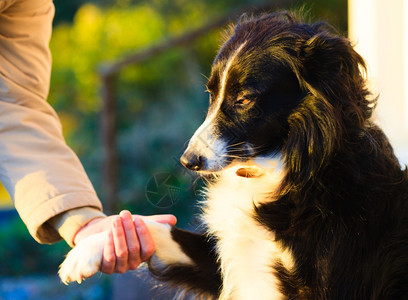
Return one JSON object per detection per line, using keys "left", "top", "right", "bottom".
{"left": 149, "top": 226, "right": 222, "bottom": 297}
{"left": 59, "top": 221, "right": 221, "bottom": 297}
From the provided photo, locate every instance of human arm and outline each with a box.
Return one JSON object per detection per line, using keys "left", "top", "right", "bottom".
{"left": 0, "top": 0, "right": 104, "bottom": 245}
{"left": 0, "top": 0, "right": 177, "bottom": 277}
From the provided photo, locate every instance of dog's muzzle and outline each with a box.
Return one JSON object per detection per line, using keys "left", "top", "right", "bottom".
{"left": 180, "top": 151, "right": 206, "bottom": 171}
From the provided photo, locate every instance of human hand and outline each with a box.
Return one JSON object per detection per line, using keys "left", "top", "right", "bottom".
{"left": 73, "top": 210, "right": 177, "bottom": 274}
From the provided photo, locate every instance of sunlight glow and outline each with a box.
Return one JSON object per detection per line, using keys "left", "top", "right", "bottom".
{"left": 404, "top": 0, "right": 408, "bottom": 130}
{"left": 349, "top": 0, "right": 408, "bottom": 164}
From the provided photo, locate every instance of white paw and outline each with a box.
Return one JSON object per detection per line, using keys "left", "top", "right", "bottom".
{"left": 59, "top": 231, "right": 107, "bottom": 284}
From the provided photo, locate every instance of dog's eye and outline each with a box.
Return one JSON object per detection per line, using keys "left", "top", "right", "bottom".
{"left": 236, "top": 98, "right": 251, "bottom": 105}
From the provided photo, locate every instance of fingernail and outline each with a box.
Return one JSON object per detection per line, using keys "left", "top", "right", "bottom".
{"left": 120, "top": 210, "right": 131, "bottom": 218}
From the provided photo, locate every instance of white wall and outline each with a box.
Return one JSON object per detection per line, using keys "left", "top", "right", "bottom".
{"left": 348, "top": 0, "right": 408, "bottom": 165}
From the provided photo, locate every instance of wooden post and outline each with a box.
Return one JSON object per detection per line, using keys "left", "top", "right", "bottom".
{"left": 100, "top": 72, "right": 118, "bottom": 214}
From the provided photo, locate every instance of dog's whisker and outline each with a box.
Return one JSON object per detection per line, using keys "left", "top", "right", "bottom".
{"left": 226, "top": 142, "right": 246, "bottom": 148}
{"left": 200, "top": 73, "right": 209, "bottom": 81}
{"left": 221, "top": 154, "right": 242, "bottom": 159}
{"left": 225, "top": 149, "right": 245, "bottom": 153}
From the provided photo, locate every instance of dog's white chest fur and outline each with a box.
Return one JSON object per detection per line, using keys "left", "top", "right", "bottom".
{"left": 202, "top": 162, "right": 294, "bottom": 300}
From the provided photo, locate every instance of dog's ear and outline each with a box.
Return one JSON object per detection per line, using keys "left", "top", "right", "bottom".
{"left": 283, "top": 32, "right": 368, "bottom": 188}
{"left": 296, "top": 31, "right": 371, "bottom": 124}
{"left": 283, "top": 93, "right": 341, "bottom": 189}
{"left": 297, "top": 32, "right": 366, "bottom": 100}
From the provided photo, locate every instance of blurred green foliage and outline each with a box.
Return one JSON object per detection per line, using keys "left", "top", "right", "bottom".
{"left": 1, "top": 0, "right": 347, "bottom": 275}
{"left": 0, "top": 216, "right": 70, "bottom": 275}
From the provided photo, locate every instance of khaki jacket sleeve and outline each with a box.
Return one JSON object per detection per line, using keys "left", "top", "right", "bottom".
{"left": 0, "top": 0, "right": 105, "bottom": 245}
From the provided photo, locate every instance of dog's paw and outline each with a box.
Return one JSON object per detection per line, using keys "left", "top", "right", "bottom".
{"left": 59, "top": 231, "right": 107, "bottom": 284}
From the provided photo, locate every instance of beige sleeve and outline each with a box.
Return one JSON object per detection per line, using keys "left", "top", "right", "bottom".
{"left": 48, "top": 207, "right": 106, "bottom": 247}
{"left": 0, "top": 0, "right": 104, "bottom": 244}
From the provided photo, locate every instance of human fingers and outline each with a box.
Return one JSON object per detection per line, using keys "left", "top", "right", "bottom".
{"left": 119, "top": 210, "right": 141, "bottom": 270}
{"left": 134, "top": 217, "right": 156, "bottom": 261}
{"left": 142, "top": 214, "right": 177, "bottom": 226}
{"left": 112, "top": 216, "right": 128, "bottom": 273}
{"left": 101, "top": 229, "right": 115, "bottom": 274}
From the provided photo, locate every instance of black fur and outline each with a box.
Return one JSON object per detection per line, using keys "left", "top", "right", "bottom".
{"left": 149, "top": 12, "right": 408, "bottom": 299}
{"left": 149, "top": 228, "right": 222, "bottom": 297}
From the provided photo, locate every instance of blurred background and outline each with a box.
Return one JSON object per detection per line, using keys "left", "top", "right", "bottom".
{"left": 0, "top": 0, "right": 407, "bottom": 299}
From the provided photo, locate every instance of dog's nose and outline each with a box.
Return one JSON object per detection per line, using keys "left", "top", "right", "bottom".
{"left": 180, "top": 152, "right": 205, "bottom": 171}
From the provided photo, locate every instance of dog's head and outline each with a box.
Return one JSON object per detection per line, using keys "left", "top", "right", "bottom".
{"left": 181, "top": 12, "right": 372, "bottom": 176}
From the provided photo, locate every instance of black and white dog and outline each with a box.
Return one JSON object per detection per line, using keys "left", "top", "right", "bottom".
{"left": 60, "top": 12, "right": 408, "bottom": 299}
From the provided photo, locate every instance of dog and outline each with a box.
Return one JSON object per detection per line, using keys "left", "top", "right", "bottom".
{"left": 59, "top": 12, "right": 408, "bottom": 299}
